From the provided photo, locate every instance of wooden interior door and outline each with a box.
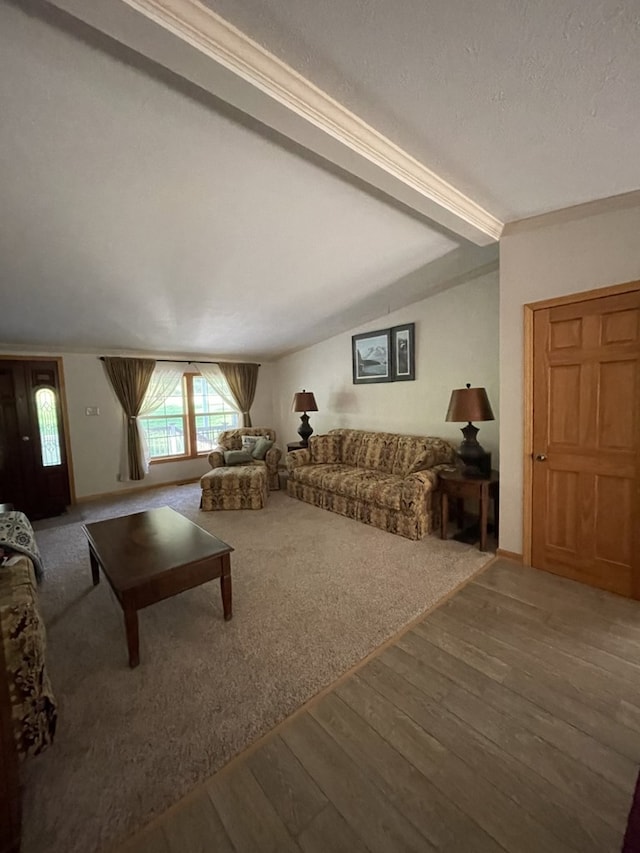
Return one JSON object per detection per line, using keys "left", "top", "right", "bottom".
{"left": 0, "top": 359, "right": 71, "bottom": 519}
{"left": 531, "top": 289, "right": 640, "bottom": 598}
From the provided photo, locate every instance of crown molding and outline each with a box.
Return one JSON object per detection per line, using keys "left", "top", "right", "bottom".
{"left": 117, "top": 0, "right": 502, "bottom": 242}
{"left": 502, "top": 189, "right": 640, "bottom": 236}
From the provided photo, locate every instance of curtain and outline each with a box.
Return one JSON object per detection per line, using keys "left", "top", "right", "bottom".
{"left": 138, "top": 363, "right": 184, "bottom": 474}
{"left": 103, "top": 357, "right": 156, "bottom": 481}
{"left": 218, "top": 362, "right": 259, "bottom": 427}
{"left": 194, "top": 363, "right": 240, "bottom": 416}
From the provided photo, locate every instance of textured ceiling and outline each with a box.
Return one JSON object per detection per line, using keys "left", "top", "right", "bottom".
{"left": 204, "top": 0, "right": 640, "bottom": 221}
{"left": 0, "top": 1, "right": 461, "bottom": 358}
{"left": 6, "top": 0, "right": 630, "bottom": 359}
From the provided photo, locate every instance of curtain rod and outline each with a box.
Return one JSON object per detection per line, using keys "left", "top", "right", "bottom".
{"left": 99, "top": 357, "right": 261, "bottom": 366}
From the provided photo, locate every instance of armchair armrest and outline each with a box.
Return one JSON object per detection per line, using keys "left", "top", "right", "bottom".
{"left": 264, "top": 445, "right": 282, "bottom": 471}
{"left": 286, "top": 448, "right": 311, "bottom": 471}
{"left": 207, "top": 445, "right": 226, "bottom": 469}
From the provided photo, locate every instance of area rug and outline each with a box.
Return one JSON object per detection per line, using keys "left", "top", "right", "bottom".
{"left": 23, "top": 483, "right": 491, "bottom": 853}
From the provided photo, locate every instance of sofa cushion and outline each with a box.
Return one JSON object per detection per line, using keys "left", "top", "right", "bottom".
{"left": 356, "top": 432, "right": 399, "bottom": 474}
{"left": 331, "top": 429, "right": 364, "bottom": 466}
{"left": 252, "top": 436, "right": 274, "bottom": 459}
{"left": 304, "top": 466, "right": 402, "bottom": 509}
{"left": 309, "top": 434, "right": 342, "bottom": 464}
{"left": 223, "top": 449, "right": 253, "bottom": 466}
{"left": 291, "top": 463, "right": 351, "bottom": 490}
{"left": 354, "top": 472, "right": 403, "bottom": 510}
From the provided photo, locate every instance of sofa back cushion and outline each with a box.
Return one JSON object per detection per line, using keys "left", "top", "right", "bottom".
{"left": 356, "top": 432, "right": 400, "bottom": 474}
{"left": 327, "top": 429, "right": 455, "bottom": 475}
{"left": 309, "top": 434, "right": 342, "bottom": 464}
{"left": 392, "top": 435, "right": 457, "bottom": 476}
{"left": 329, "top": 429, "right": 364, "bottom": 466}
{"left": 218, "top": 427, "right": 276, "bottom": 450}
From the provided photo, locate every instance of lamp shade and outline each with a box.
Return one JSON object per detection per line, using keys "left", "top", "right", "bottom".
{"left": 292, "top": 390, "right": 318, "bottom": 413}
{"left": 445, "top": 384, "right": 494, "bottom": 423}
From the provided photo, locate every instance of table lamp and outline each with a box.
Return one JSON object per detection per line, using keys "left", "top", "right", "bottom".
{"left": 292, "top": 390, "right": 318, "bottom": 447}
{"left": 445, "top": 383, "right": 494, "bottom": 476}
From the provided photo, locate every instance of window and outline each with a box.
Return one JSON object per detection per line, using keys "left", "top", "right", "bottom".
{"left": 35, "top": 387, "right": 62, "bottom": 466}
{"left": 139, "top": 373, "right": 239, "bottom": 461}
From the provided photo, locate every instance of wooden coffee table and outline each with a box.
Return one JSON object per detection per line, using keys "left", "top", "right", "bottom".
{"left": 83, "top": 506, "right": 233, "bottom": 667}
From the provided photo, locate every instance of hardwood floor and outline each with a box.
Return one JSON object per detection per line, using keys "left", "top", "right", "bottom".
{"left": 115, "top": 559, "right": 639, "bottom": 853}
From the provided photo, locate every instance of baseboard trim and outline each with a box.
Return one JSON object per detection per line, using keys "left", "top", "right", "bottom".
{"left": 496, "top": 548, "right": 524, "bottom": 563}
{"left": 77, "top": 477, "right": 200, "bottom": 504}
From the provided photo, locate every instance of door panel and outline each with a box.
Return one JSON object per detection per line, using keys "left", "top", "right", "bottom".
{"left": 547, "top": 469, "right": 579, "bottom": 551}
{"left": 0, "top": 359, "right": 71, "bottom": 519}
{"left": 0, "top": 366, "right": 28, "bottom": 511}
{"left": 548, "top": 364, "right": 581, "bottom": 444}
{"left": 532, "top": 289, "right": 640, "bottom": 599}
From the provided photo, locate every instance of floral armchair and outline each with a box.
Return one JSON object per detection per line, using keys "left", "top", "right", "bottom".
{"left": 207, "top": 427, "right": 282, "bottom": 490}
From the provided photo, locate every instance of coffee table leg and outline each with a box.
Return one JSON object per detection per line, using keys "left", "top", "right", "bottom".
{"left": 220, "top": 554, "right": 232, "bottom": 621}
{"left": 124, "top": 606, "right": 140, "bottom": 668}
{"left": 89, "top": 546, "right": 100, "bottom": 586}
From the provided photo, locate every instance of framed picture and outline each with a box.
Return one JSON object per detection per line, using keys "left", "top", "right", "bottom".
{"left": 352, "top": 328, "right": 393, "bottom": 384}
{"left": 391, "top": 323, "right": 415, "bottom": 381}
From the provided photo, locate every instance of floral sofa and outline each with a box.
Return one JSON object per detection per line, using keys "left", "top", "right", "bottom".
{"left": 0, "top": 512, "right": 57, "bottom": 852}
{"left": 286, "top": 428, "right": 457, "bottom": 539}
{"left": 0, "top": 554, "right": 56, "bottom": 757}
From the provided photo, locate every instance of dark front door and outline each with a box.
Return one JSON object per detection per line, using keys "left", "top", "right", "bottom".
{"left": 0, "top": 359, "right": 71, "bottom": 519}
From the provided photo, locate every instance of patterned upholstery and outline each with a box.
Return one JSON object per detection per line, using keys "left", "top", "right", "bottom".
{"left": 200, "top": 464, "right": 268, "bottom": 511}
{"left": 207, "top": 427, "right": 282, "bottom": 491}
{"left": 286, "top": 428, "right": 456, "bottom": 540}
{"left": 0, "top": 555, "right": 57, "bottom": 758}
{"left": 308, "top": 434, "right": 342, "bottom": 464}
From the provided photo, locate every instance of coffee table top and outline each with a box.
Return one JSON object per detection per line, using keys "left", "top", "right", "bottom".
{"left": 82, "top": 506, "right": 233, "bottom": 591}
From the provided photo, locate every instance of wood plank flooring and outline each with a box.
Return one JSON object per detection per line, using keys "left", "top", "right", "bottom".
{"left": 115, "top": 559, "right": 639, "bottom": 853}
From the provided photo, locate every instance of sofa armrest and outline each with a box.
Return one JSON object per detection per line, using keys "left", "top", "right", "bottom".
{"left": 286, "top": 448, "right": 311, "bottom": 471}
{"left": 0, "top": 557, "right": 57, "bottom": 758}
{"left": 207, "top": 445, "right": 226, "bottom": 469}
{"left": 401, "top": 469, "right": 439, "bottom": 509}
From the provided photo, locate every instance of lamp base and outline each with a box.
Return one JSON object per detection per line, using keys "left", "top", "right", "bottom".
{"left": 457, "top": 422, "right": 491, "bottom": 477}
{"left": 297, "top": 413, "right": 313, "bottom": 447}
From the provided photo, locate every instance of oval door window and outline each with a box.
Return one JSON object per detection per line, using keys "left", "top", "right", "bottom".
{"left": 35, "top": 387, "right": 62, "bottom": 466}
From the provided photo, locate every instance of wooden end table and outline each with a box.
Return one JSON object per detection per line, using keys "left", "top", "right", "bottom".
{"left": 83, "top": 506, "right": 233, "bottom": 667}
{"left": 287, "top": 441, "right": 307, "bottom": 452}
{"left": 439, "top": 469, "right": 499, "bottom": 552}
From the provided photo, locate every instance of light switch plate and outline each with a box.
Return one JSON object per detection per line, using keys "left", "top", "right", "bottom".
{"left": 85, "top": 406, "right": 100, "bottom": 416}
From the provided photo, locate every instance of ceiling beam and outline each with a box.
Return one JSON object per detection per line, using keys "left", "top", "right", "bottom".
{"left": 45, "top": 0, "right": 503, "bottom": 245}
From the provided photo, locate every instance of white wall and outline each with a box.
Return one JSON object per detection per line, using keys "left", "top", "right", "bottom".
{"left": 499, "top": 198, "right": 640, "bottom": 555}
{"left": 272, "top": 270, "right": 499, "bottom": 462}
{"left": 0, "top": 348, "right": 275, "bottom": 499}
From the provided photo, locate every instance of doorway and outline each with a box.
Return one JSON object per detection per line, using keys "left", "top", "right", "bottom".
{"left": 524, "top": 282, "right": 640, "bottom": 599}
{"left": 0, "top": 358, "right": 73, "bottom": 519}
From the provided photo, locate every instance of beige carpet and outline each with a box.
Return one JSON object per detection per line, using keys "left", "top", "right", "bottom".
{"left": 23, "top": 484, "right": 491, "bottom": 853}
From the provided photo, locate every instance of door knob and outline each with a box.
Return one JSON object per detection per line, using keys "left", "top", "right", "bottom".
{"left": 535, "top": 453, "right": 547, "bottom": 461}
{"left": 21, "top": 436, "right": 30, "bottom": 442}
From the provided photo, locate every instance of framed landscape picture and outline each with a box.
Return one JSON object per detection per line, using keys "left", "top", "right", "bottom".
{"left": 352, "top": 328, "right": 392, "bottom": 384}
{"left": 391, "top": 323, "right": 415, "bottom": 381}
